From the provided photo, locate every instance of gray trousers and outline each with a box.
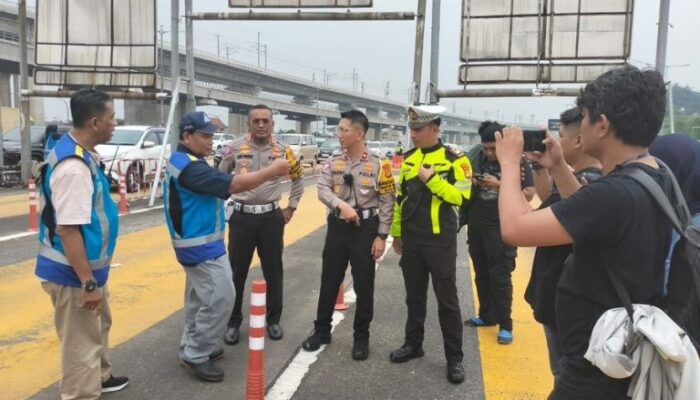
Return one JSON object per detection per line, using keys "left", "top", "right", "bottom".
{"left": 179, "top": 255, "right": 235, "bottom": 364}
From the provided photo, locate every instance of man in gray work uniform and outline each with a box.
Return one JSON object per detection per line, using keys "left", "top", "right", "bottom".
{"left": 218, "top": 104, "right": 304, "bottom": 345}
{"left": 301, "top": 109, "right": 395, "bottom": 360}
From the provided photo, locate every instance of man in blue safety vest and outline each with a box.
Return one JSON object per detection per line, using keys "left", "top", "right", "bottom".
{"left": 163, "top": 111, "right": 290, "bottom": 383}
{"left": 36, "top": 88, "right": 129, "bottom": 399}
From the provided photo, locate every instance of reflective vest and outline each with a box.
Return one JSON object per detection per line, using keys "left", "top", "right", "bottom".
{"left": 163, "top": 151, "right": 226, "bottom": 266}
{"left": 36, "top": 134, "right": 119, "bottom": 287}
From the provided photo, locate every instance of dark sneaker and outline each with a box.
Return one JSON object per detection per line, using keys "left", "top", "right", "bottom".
{"left": 224, "top": 326, "right": 240, "bottom": 346}
{"left": 181, "top": 359, "right": 225, "bottom": 382}
{"left": 301, "top": 332, "right": 331, "bottom": 352}
{"left": 209, "top": 348, "right": 224, "bottom": 361}
{"left": 352, "top": 341, "right": 369, "bottom": 361}
{"left": 267, "top": 323, "right": 284, "bottom": 341}
{"left": 389, "top": 344, "right": 424, "bottom": 363}
{"left": 446, "top": 361, "right": 465, "bottom": 384}
{"left": 101, "top": 375, "right": 129, "bottom": 393}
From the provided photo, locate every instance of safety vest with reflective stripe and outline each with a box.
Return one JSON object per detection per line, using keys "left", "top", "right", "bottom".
{"left": 163, "top": 151, "right": 226, "bottom": 266}
{"left": 35, "top": 133, "right": 119, "bottom": 287}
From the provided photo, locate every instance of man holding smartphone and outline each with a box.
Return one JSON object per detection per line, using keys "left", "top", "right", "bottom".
{"left": 464, "top": 121, "right": 535, "bottom": 345}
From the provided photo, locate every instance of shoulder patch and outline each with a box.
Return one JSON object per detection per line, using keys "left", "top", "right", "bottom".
{"left": 444, "top": 144, "right": 464, "bottom": 160}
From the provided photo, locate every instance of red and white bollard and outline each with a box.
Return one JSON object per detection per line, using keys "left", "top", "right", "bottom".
{"left": 27, "top": 179, "right": 38, "bottom": 232}
{"left": 246, "top": 280, "right": 266, "bottom": 400}
{"left": 334, "top": 282, "right": 349, "bottom": 311}
{"left": 117, "top": 173, "right": 129, "bottom": 214}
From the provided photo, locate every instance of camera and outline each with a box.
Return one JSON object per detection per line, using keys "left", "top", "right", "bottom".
{"left": 523, "top": 129, "right": 547, "bottom": 153}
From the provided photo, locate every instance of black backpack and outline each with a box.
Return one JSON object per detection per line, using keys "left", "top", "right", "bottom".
{"left": 606, "top": 159, "right": 700, "bottom": 352}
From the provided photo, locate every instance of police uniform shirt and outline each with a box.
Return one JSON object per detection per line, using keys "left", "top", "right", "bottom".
{"left": 317, "top": 149, "right": 395, "bottom": 236}
{"left": 219, "top": 135, "right": 304, "bottom": 207}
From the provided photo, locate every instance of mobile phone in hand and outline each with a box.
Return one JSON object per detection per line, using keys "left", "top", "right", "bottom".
{"left": 523, "top": 129, "right": 547, "bottom": 153}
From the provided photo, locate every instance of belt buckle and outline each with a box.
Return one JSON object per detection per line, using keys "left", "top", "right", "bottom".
{"left": 254, "top": 205, "right": 262, "bottom": 214}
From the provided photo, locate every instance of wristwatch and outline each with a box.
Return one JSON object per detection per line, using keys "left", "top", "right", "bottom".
{"left": 377, "top": 233, "right": 388, "bottom": 240}
{"left": 82, "top": 278, "right": 97, "bottom": 292}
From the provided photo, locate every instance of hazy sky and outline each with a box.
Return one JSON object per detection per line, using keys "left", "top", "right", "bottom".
{"left": 37, "top": 0, "right": 699, "bottom": 128}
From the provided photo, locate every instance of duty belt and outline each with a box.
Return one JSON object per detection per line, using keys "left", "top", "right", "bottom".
{"left": 230, "top": 200, "right": 279, "bottom": 214}
{"left": 332, "top": 207, "right": 378, "bottom": 220}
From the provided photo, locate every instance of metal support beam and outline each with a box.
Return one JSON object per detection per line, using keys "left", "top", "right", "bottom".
{"left": 412, "top": 0, "right": 427, "bottom": 105}
{"left": 189, "top": 12, "right": 415, "bottom": 21}
{"left": 22, "top": 90, "right": 170, "bottom": 100}
{"left": 170, "top": 0, "right": 181, "bottom": 145}
{"left": 428, "top": 0, "right": 440, "bottom": 104}
{"left": 436, "top": 87, "right": 582, "bottom": 98}
{"left": 655, "top": 0, "right": 671, "bottom": 79}
{"left": 185, "top": 0, "right": 196, "bottom": 113}
{"left": 19, "top": 0, "right": 31, "bottom": 183}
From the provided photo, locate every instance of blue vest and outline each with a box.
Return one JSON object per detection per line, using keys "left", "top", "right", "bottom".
{"left": 36, "top": 134, "right": 119, "bottom": 287}
{"left": 44, "top": 133, "right": 61, "bottom": 159}
{"left": 163, "top": 151, "right": 226, "bottom": 266}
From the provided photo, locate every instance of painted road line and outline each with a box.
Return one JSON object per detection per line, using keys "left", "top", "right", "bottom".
{"left": 470, "top": 247, "right": 553, "bottom": 399}
{"left": 0, "top": 205, "right": 164, "bottom": 242}
{"left": 267, "top": 287, "right": 356, "bottom": 400}
{"left": 0, "top": 187, "right": 326, "bottom": 400}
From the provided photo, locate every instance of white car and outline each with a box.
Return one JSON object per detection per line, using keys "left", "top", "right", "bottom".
{"left": 380, "top": 141, "right": 397, "bottom": 158}
{"left": 366, "top": 140, "right": 382, "bottom": 156}
{"left": 212, "top": 132, "right": 236, "bottom": 152}
{"left": 96, "top": 126, "right": 170, "bottom": 193}
{"left": 277, "top": 134, "right": 319, "bottom": 166}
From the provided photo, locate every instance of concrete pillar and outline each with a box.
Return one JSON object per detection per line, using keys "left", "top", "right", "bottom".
{"left": 228, "top": 112, "right": 247, "bottom": 134}
{"left": 124, "top": 99, "right": 164, "bottom": 126}
{"left": 28, "top": 81, "right": 45, "bottom": 124}
{"left": 299, "top": 119, "right": 311, "bottom": 135}
{"left": 0, "top": 73, "right": 12, "bottom": 109}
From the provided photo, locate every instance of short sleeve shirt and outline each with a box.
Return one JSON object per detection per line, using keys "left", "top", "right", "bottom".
{"left": 50, "top": 156, "right": 98, "bottom": 225}
{"left": 550, "top": 163, "right": 673, "bottom": 357}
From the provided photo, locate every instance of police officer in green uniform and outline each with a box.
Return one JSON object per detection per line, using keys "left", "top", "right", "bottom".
{"left": 301, "top": 109, "right": 395, "bottom": 360}
{"left": 389, "top": 105, "right": 472, "bottom": 384}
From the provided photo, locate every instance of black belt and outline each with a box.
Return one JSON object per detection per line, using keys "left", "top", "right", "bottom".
{"left": 332, "top": 208, "right": 378, "bottom": 220}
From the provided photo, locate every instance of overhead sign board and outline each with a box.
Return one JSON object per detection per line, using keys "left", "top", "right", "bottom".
{"left": 459, "top": 62, "right": 623, "bottom": 84}
{"left": 459, "top": 0, "right": 633, "bottom": 84}
{"left": 35, "top": 0, "right": 156, "bottom": 87}
{"left": 230, "top": 0, "right": 372, "bottom": 7}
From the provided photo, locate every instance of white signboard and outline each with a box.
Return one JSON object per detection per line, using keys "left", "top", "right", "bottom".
{"left": 35, "top": 0, "right": 156, "bottom": 87}
{"left": 230, "top": 0, "right": 372, "bottom": 7}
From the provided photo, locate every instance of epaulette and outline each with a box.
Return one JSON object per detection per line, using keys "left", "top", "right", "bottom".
{"left": 402, "top": 147, "right": 419, "bottom": 158}
{"left": 444, "top": 144, "right": 464, "bottom": 161}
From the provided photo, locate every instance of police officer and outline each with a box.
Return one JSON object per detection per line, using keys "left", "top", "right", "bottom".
{"left": 164, "top": 111, "right": 289, "bottom": 382}
{"left": 218, "top": 104, "right": 304, "bottom": 345}
{"left": 301, "top": 109, "right": 395, "bottom": 360}
{"left": 389, "top": 105, "right": 472, "bottom": 384}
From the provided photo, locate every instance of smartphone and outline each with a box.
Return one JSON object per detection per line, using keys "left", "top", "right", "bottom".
{"left": 523, "top": 129, "right": 547, "bottom": 153}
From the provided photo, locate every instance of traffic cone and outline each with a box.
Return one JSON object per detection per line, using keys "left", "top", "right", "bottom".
{"left": 246, "top": 280, "right": 267, "bottom": 400}
{"left": 27, "top": 179, "right": 38, "bottom": 232}
{"left": 334, "top": 282, "right": 349, "bottom": 311}
{"left": 117, "top": 173, "right": 129, "bottom": 214}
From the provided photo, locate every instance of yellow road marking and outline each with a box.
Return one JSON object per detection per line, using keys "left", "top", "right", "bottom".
{"left": 470, "top": 247, "right": 554, "bottom": 399}
{"left": 0, "top": 187, "right": 326, "bottom": 400}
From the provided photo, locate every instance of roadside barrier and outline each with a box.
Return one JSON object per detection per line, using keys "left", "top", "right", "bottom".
{"left": 117, "top": 173, "right": 129, "bottom": 215}
{"left": 334, "top": 282, "right": 349, "bottom": 311}
{"left": 391, "top": 155, "right": 404, "bottom": 169}
{"left": 27, "top": 179, "right": 38, "bottom": 232}
{"left": 246, "top": 280, "right": 266, "bottom": 400}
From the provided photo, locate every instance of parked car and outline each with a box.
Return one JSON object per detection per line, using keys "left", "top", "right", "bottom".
{"left": 2, "top": 125, "right": 70, "bottom": 167}
{"left": 366, "top": 140, "right": 382, "bottom": 156}
{"left": 317, "top": 137, "right": 342, "bottom": 163}
{"left": 96, "top": 126, "right": 170, "bottom": 192}
{"left": 277, "top": 134, "right": 319, "bottom": 166}
{"left": 380, "top": 141, "right": 397, "bottom": 159}
{"left": 212, "top": 132, "right": 236, "bottom": 153}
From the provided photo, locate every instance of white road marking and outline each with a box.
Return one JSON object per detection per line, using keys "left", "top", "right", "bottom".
{"left": 267, "top": 286, "right": 356, "bottom": 400}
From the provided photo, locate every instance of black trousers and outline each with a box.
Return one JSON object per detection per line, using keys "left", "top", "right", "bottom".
{"left": 314, "top": 215, "right": 377, "bottom": 342}
{"left": 467, "top": 224, "right": 516, "bottom": 331}
{"left": 400, "top": 239, "right": 464, "bottom": 363}
{"left": 548, "top": 356, "right": 631, "bottom": 400}
{"left": 227, "top": 208, "right": 285, "bottom": 327}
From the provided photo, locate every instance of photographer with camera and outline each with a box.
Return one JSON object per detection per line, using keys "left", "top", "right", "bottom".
{"left": 464, "top": 121, "right": 534, "bottom": 345}
{"left": 301, "top": 110, "right": 395, "bottom": 361}
{"left": 495, "top": 65, "right": 673, "bottom": 399}
{"left": 524, "top": 107, "right": 602, "bottom": 380}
